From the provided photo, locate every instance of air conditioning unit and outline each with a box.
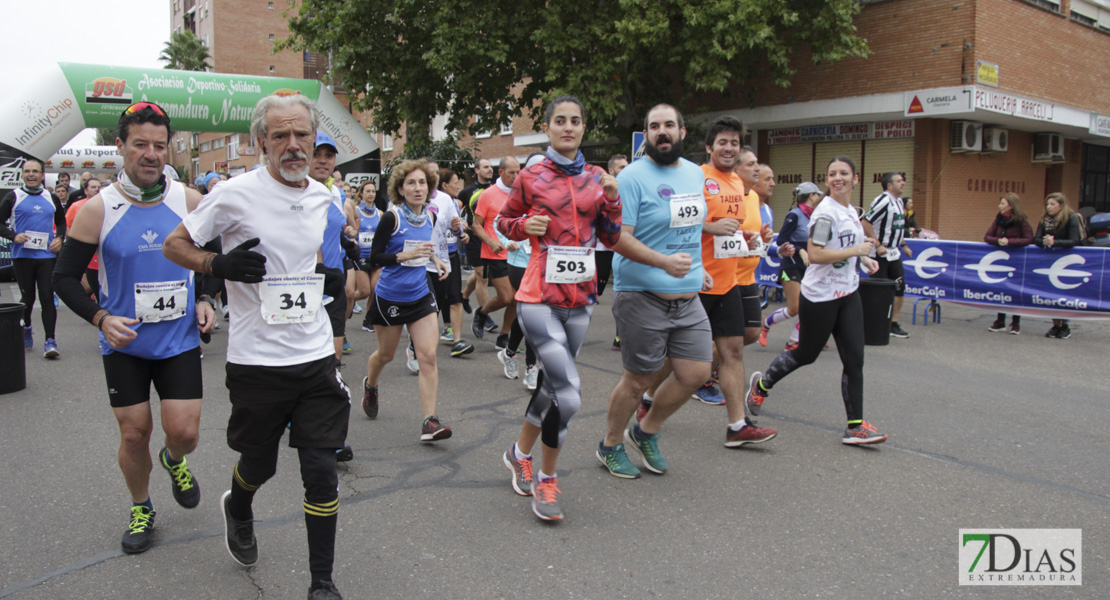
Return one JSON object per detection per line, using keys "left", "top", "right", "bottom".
{"left": 1032, "top": 133, "right": 1065, "bottom": 163}
{"left": 950, "top": 121, "right": 982, "bottom": 153}
{"left": 982, "top": 127, "right": 1009, "bottom": 153}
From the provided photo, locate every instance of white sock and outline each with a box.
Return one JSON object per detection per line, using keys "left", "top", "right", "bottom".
{"left": 513, "top": 443, "right": 530, "bottom": 460}
{"left": 768, "top": 307, "right": 791, "bottom": 327}
{"left": 537, "top": 470, "right": 556, "bottom": 482}
{"left": 789, "top": 321, "right": 800, "bottom": 343}
{"left": 728, "top": 418, "right": 748, "bottom": 431}
{"left": 642, "top": 392, "right": 654, "bottom": 403}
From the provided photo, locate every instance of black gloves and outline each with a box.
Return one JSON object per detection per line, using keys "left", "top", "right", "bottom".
{"left": 211, "top": 238, "right": 267, "bottom": 283}
{"left": 341, "top": 235, "right": 360, "bottom": 262}
{"left": 316, "top": 263, "right": 344, "bottom": 298}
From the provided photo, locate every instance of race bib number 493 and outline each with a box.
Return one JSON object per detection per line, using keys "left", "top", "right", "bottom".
{"left": 669, "top": 193, "right": 703, "bottom": 228}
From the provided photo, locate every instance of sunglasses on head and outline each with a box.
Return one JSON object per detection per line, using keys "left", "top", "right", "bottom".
{"left": 123, "top": 102, "right": 167, "bottom": 117}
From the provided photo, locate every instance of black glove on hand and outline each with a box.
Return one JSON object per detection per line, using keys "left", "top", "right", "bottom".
{"left": 316, "top": 263, "right": 344, "bottom": 298}
{"left": 341, "top": 235, "right": 360, "bottom": 261}
{"left": 211, "top": 238, "right": 267, "bottom": 283}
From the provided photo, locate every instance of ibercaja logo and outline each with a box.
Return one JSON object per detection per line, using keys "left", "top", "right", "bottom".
{"left": 959, "top": 529, "right": 1081, "bottom": 586}
{"left": 85, "top": 77, "right": 134, "bottom": 105}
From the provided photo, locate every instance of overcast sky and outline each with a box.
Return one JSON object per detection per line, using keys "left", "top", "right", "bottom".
{"left": 1, "top": 1, "right": 171, "bottom": 145}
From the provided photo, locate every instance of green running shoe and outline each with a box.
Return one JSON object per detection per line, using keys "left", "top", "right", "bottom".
{"left": 624, "top": 426, "right": 668, "bottom": 474}
{"left": 595, "top": 442, "right": 641, "bottom": 479}
{"left": 159, "top": 447, "right": 200, "bottom": 508}
{"left": 121, "top": 505, "right": 156, "bottom": 554}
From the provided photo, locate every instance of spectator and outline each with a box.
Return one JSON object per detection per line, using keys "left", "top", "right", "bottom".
{"left": 984, "top": 193, "right": 1033, "bottom": 334}
{"left": 1034, "top": 192, "right": 1084, "bottom": 339}
{"left": 904, "top": 197, "right": 918, "bottom": 238}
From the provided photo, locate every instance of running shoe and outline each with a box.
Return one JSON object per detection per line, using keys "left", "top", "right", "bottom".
{"left": 361, "top": 377, "right": 379, "bottom": 419}
{"left": 213, "top": 320, "right": 220, "bottom": 330}
{"left": 43, "top": 338, "right": 60, "bottom": 359}
{"left": 784, "top": 340, "right": 799, "bottom": 351}
{"left": 159, "top": 447, "right": 200, "bottom": 508}
{"left": 531, "top": 477, "right": 564, "bottom": 521}
{"left": 497, "top": 349, "right": 519, "bottom": 380}
{"left": 1045, "top": 325, "right": 1060, "bottom": 338}
{"left": 1009, "top": 322, "right": 1021, "bottom": 335}
{"left": 495, "top": 333, "right": 508, "bottom": 350}
{"left": 308, "top": 580, "right": 343, "bottom": 600}
{"left": 336, "top": 445, "right": 354, "bottom": 462}
{"left": 23, "top": 326, "right": 32, "bottom": 349}
{"left": 420, "top": 416, "right": 452, "bottom": 442}
{"left": 842, "top": 421, "right": 889, "bottom": 445}
{"left": 405, "top": 343, "right": 419, "bottom": 374}
{"left": 611, "top": 337, "right": 621, "bottom": 351}
{"left": 502, "top": 447, "right": 533, "bottom": 496}
{"left": 53, "top": 293, "right": 60, "bottom": 307}
{"left": 220, "top": 490, "right": 258, "bottom": 566}
{"left": 624, "top": 426, "right": 667, "bottom": 474}
{"left": 595, "top": 442, "right": 641, "bottom": 479}
{"left": 450, "top": 340, "right": 475, "bottom": 357}
{"left": 758, "top": 324, "right": 770, "bottom": 347}
{"left": 988, "top": 318, "right": 1006, "bottom": 332}
{"left": 1056, "top": 325, "right": 1072, "bottom": 339}
{"left": 342, "top": 337, "right": 352, "bottom": 354}
{"left": 745, "top": 371, "right": 768, "bottom": 416}
{"left": 352, "top": 302, "right": 363, "bottom": 314}
{"left": 724, "top": 421, "right": 779, "bottom": 448}
{"left": 471, "top": 308, "right": 486, "bottom": 339}
{"left": 692, "top": 382, "right": 725, "bottom": 405}
{"left": 523, "top": 365, "right": 538, "bottom": 391}
{"left": 485, "top": 316, "right": 499, "bottom": 332}
{"left": 121, "top": 505, "right": 156, "bottom": 554}
{"left": 635, "top": 399, "right": 652, "bottom": 423}
{"left": 361, "top": 321, "right": 375, "bottom": 333}
{"left": 889, "top": 322, "right": 910, "bottom": 338}
{"left": 440, "top": 326, "right": 454, "bottom": 342}
{"left": 461, "top": 298, "right": 472, "bottom": 314}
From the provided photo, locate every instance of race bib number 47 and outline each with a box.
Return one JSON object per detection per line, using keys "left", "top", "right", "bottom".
{"left": 260, "top": 274, "right": 325, "bottom": 325}
{"left": 24, "top": 231, "right": 49, "bottom": 251}
{"left": 545, "top": 246, "right": 596, "bottom": 284}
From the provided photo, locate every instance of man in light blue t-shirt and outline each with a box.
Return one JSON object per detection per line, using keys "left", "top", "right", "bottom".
{"left": 597, "top": 103, "right": 715, "bottom": 480}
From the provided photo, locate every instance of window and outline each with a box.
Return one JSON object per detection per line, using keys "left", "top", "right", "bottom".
{"left": 382, "top": 133, "right": 393, "bottom": 151}
{"left": 212, "top": 137, "right": 225, "bottom": 150}
{"left": 1080, "top": 143, "right": 1109, "bottom": 213}
{"left": 268, "top": 1, "right": 274, "bottom": 8}
{"left": 200, "top": 141, "right": 211, "bottom": 153}
{"left": 474, "top": 115, "right": 492, "bottom": 139}
{"left": 500, "top": 117, "right": 513, "bottom": 136}
{"left": 269, "top": 65, "right": 275, "bottom": 73}
{"left": 1023, "top": 0, "right": 1060, "bottom": 12}
{"left": 176, "top": 139, "right": 185, "bottom": 153}
{"left": 304, "top": 50, "right": 311, "bottom": 61}
{"left": 227, "top": 135, "right": 240, "bottom": 161}
{"left": 268, "top": 34, "right": 275, "bottom": 41}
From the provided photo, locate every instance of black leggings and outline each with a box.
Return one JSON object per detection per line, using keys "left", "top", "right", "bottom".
{"left": 761, "top": 291, "right": 865, "bottom": 423}
{"left": 506, "top": 265, "right": 536, "bottom": 367}
{"left": 13, "top": 258, "right": 57, "bottom": 338}
{"left": 595, "top": 250, "right": 614, "bottom": 296}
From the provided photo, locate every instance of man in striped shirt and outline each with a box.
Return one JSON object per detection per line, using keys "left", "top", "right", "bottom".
{"left": 862, "top": 172, "right": 914, "bottom": 338}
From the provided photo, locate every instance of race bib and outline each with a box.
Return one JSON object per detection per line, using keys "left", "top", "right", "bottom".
{"left": 358, "top": 231, "right": 374, "bottom": 248}
{"left": 669, "top": 194, "right": 702, "bottom": 228}
{"left": 713, "top": 231, "right": 749, "bottom": 259}
{"left": 545, "top": 246, "right": 596, "bottom": 284}
{"left": 885, "top": 247, "right": 901, "bottom": 261}
{"left": 260, "top": 274, "right": 324, "bottom": 325}
{"left": 24, "top": 231, "right": 49, "bottom": 251}
{"left": 400, "top": 239, "right": 430, "bottom": 267}
{"left": 445, "top": 229, "right": 458, "bottom": 244}
{"left": 134, "top": 280, "right": 188, "bottom": 323}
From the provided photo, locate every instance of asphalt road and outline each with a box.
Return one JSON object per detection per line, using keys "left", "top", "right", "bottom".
{"left": 1, "top": 281, "right": 1106, "bottom": 599}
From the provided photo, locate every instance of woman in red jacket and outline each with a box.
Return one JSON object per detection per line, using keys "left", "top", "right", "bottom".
{"left": 496, "top": 96, "right": 621, "bottom": 521}
{"left": 984, "top": 192, "right": 1033, "bottom": 334}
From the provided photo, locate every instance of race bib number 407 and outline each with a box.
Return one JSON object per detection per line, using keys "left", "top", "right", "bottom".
{"left": 260, "top": 274, "right": 325, "bottom": 325}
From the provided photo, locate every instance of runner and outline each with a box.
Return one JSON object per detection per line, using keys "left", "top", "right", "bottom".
{"left": 362, "top": 159, "right": 453, "bottom": 443}
{"left": 0, "top": 158, "right": 66, "bottom": 358}
{"left": 760, "top": 182, "right": 819, "bottom": 350}
{"left": 499, "top": 96, "right": 622, "bottom": 520}
{"left": 348, "top": 180, "right": 379, "bottom": 332}
{"left": 52, "top": 101, "right": 213, "bottom": 553}
{"left": 746, "top": 156, "right": 889, "bottom": 446}
{"left": 163, "top": 93, "right": 350, "bottom": 600}
{"left": 602, "top": 154, "right": 628, "bottom": 351}
{"left": 493, "top": 154, "right": 540, "bottom": 387}
{"left": 460, "top": 158, "right": 494, "bottom": 322}
{"left": 471, "top": 157, "right": 521, "bottom": 347}
{"left": 424, "top": 161, "right": 473, "bottom": 358}
{"left": 596, "top": 104, "right": 713, "bottom": 479}
{"left": 310, "top": 131, "right": 355, "bottom": 360}
{"left": 433, "top": 168, "right": 477, "bottom": 357}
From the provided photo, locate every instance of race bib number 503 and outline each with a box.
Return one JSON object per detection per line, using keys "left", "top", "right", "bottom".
{"left": 545, "top": 246, "right": 596, "bottom": 284}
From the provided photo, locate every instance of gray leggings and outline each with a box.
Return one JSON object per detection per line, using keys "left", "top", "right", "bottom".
{"left": 517, "top": 302, "right": 593, "bottom": 448}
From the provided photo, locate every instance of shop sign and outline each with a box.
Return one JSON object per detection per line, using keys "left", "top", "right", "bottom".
{"left": 904, "top": 87, "right": 973, "bottom": 116}
{"left": 974, "top": 89, "right": 1055, "bottom": 122}
{"left": 766, "top": 120, "right": 915, "bottom": 145}
{"left": 976, "top": 60, "right": 1000, "bottom": 88}
{"left": 1090, "top": 114, "right": 1110, "bottom": 138}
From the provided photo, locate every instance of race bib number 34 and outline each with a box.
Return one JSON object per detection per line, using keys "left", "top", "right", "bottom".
{"left": 669, "top": 194, "right": 703, "bottom": 228}
{"left": 545, "top": 246, "right": 596, "bottom": 284}
{"left": 134, "top": 280, "right": 188, "bottom": 323}
{"left": 260, "top": 274, "right": 325, "bottom": 325}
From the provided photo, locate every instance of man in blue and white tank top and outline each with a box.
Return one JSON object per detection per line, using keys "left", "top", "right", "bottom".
{"left": 52, "top": 102, "right": 215, "bottom": 555}
{"left": 311, "top": 131, "right": 352, "bottom": 362}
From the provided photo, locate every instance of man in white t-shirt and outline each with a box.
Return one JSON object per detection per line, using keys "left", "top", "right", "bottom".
{"left": 163, "top": 94, "right": 349, "bottom": 600}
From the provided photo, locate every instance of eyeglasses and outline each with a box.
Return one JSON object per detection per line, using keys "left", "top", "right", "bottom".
{"left": 123, "top": 102, "right": 167, "bottom": 117}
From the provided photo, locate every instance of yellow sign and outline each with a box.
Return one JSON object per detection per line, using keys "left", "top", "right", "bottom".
{"left": 977, "top": 60, "right": 999, "bottom": 88}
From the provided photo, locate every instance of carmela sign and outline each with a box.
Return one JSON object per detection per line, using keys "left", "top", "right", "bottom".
{"left": 975, "top": 89, "right": 1055, "bottom": 122}
{"left": 767, "top": 120, "right": 915, "bottom": 145}
{"left": 1091, "top": 114, "right": 1110, "bottom": 138}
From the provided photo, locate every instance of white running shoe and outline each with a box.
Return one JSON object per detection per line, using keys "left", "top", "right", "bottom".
{"left": 524, "top": 365, "right": 538, "bottom": 390}
{"left": 497, "top": 349, "right": 519, "bottom": 380}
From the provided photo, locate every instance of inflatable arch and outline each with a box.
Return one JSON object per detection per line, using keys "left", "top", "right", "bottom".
{"left": 0, "top": 63, "right": 379, "bottom": 190}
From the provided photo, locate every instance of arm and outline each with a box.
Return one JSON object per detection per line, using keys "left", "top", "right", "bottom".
{"left": 369, "top": 210, "right": 400, "bottom": 266}
{"left": 1052, "top": 215, "right": 1083, "bottom": 249}
{"left": 49, "top": 193, "right": 67, "bottom": 251}
{"left": 807, "top": 216, "right": 873, "bottom": 265}
{"left": 0, "top": 192, "right": 17, "bottom": 241}
{"left": 1033, "top": 222, "right": 1047, "bottom": 248}
{"left": 984, "top": 221, "right": 1002, "bottom": 245}
{"left": 611, "top": 223, "right": 692, "bottom": 279}
{"left": 595, "top": 175, "right": 622, "bottom": 248}
{"left": 1009, "top": 221, "right": 1035, "bottom": 247}
{"left": 702, "top": 218, "right": 740, "bottom": 236}
{"left": 775, "top": 213, "right": 799, "bottom": 257}
{"left": 497, "top": 175, "right": 532, "bottom": 241}
{"left": 471, "top": 212, "right": 504, "bottom": 254}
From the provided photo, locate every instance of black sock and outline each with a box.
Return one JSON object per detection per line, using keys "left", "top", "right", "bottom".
{"left": 228, "top": 463, "right": 260, "bottom": 521}
{"left": 304, "top": 499, "right": 338, "bottom": 585}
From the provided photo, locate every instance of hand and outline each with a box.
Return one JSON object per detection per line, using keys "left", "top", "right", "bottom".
{"left": 316, "top": 263, "right": 344, "bottom": 297}
{"left": 49, "top": 238, "right": 63, "bottom": 253}
{"left": 507, "top": 241, "right": 520, "bottom": 252}
{"left": 761, "top": 223, "right": 773, "bottom": 244}
{"left": 101, "top": 315, "right": 140, "bottom": 349}
{"left": 876, "top": 245, "right": 888, "bottom": 257}
{"left": 450, "top": 216, "right": 464, "bottom": 232}
{"left": 196, "top": 300, "right": 216, "bottom": 334}
{"left": 458, "top": 231, "right": 470, "bottom": 244}
{"left": 488, "top": 241, "right": 505, "bottom": 254}
{"left": 741, "top": 229, "right": 760, "bottom": 244}
{"left": 998, "top": 237, "right": 1008, "bottom": 246}
{"left": 343, "top": 225, "right": 358, "bottom": 239}
{"left": 800, "top": 248, "right": 810, "bottom": 267}
{"left": 702, "top": 271, "right": 714, "bottom": 291}
{"left": 525, "top": 215, "right": 550, "bottom": 237}
{"left": 902, "top": 244, "right": 913, "bottom": 258}
{"left": 777, "top": 242, "right": 796, "bottom": 257}
{"left": 662, "top": 253, "right": 692, "bottom": 279}
{"left": 434, "top": 257, "right": 449, "bottom": 280}
{"left": 1044, "top": 234, "right": 1055, "bottom": 247}
{"left": 404, "top": 242, "right": 435, "bottom": 262}
{"left": 707, "top": 218, "right": 739, "bottom": 236}
{"left": 211, "top": 237, "right": 268, "bottom": 283}
{"left": 599, "top": 173, "right": 619, "bottom": 199}
{"left": 860, "top": 256, "right": 879, "bottom": 275}
{"left": 13, "top": 233, "right": 28, "bottom": 244}
{"left": 856, "top": 240, "right": 875, "bottom": 257}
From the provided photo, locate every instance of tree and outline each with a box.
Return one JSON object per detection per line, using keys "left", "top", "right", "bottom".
{"left": 95, "top": 128, "right": 117, "bottom": 146}
{"left": 281, "top": 0, "right": 869, "bottom": 147}
{"left": 158, "top": 31, "right": 212, "bottom": 72}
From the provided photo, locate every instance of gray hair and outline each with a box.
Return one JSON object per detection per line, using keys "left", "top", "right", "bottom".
{"left": 250, "top": 94, "right": 320, "bottom": 143}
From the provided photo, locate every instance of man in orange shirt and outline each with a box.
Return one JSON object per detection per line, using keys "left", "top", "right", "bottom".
{"left": 470, "top": 156, "right": 521, "bottom": 344}
{"left": 734, "top": 146, "right": 773, "bottom": 346}
{"left": 695, "top": 116, "right": 777, "bottom": 447}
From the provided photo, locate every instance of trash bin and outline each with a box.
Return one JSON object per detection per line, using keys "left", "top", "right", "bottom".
{"left": 0, "top": 303, "right": 27, "bottom": 394}
{"left": 857, "top": 278, "right": 896, "bottom": 346}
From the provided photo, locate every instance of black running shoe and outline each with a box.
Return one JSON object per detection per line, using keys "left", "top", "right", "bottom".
{"left": 308, "top": 580, "right": 343, "bottom": 600}
{"left": 336, "top": 445, "right": 354, "bottom": 462}
{"left": 472, "top": 308, "right": 486, "bottom": 339}
{"left": 221, "top": 490, "right": 258, "bottom": 566}
{"left": 362, "top": 377, "right": 379, "bottom": 419}
{"left": 121, "top": 505, "right": 156, "bottom": 554}
{"left": 159, "top": 447, "right": 200, "bottom": 509}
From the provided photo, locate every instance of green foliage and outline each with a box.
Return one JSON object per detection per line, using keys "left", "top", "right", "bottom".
{"left": 94, "top": 128, "right": 117, "bottom": 146}
{"left": 381, "top": 133, "right": 477, "bottom": 178}
{"left": 159, "top": 31, "right": 212, "bottom": 72}
{"left": 282, "top": 0, "right": 868, "bottom": 146}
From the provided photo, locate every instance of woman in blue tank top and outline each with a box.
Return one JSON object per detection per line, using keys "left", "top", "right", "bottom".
{"left": 759, "top": 182, "right": 822, "bottom": 350}
{"left": 346, "top": 180, "right": 379, "bottom": 322}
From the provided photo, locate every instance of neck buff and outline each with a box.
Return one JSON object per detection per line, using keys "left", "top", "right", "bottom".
{"left": 799, "top": 202, "right": 815, "bottom": 217}
{"left": 359, "top": 201, "right": 376, "bottom": 215}
{"left": 399, "top": 201, "right": 427, "bottom": 226}
{"left": 495, "top": 177, "right": 512, "bottom": 194}
{"left": 545, "top": 146, "right": 586, "bottom": 176}
{"left": 117, "top": 169, "right": 169, "bottom": 204}
{"left": 20, "top": 184, "right": 44, "bottom": 195}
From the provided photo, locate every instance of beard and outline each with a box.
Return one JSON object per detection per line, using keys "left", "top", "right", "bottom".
{"left": 277, "top": 150, "right": 309, "bottom": 183}
{"left": 645, "top": 133, "right": 685, "bottom": 166}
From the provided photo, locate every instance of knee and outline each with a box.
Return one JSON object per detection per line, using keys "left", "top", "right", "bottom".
{"left": 119, "top": 425, "right": 152, "bottom": 451}
{"left": 372, "top": 349, "right": 393, "bottom": 365}
{"left": 299, "top": 449, "right": 339, "bottom": 501}
{"left": 416, "top": 348, "right": 437, "bottom": 368}
{"left": 673, "top": 363, "right": 712, "bottom": 388}
{"left": 164, "top": 425, "right": 199, "bottom": 453}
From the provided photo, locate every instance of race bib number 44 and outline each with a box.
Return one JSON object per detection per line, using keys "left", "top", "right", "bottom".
{"left": 545, "top": 246, "right": 596, "bottom": 284}
{"left": 134, "top": 280, "right": 188, "bottom": 323}
{"left": 260, "top": 274, "right": 324, "bottom": 325}
{"left": 669, "top": 193, "right": 703, "bottom": 228}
